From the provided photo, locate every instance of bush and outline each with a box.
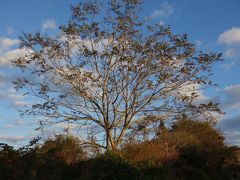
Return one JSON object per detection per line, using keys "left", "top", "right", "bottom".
{"left": 68, "top": 151, "right": 139, "bottom": 180}
{"left": 39, "top": 135, "right": 86, "bottom": 165}
{"left": 121, "top": 141, "right": 178, "bottom": 166}
{"left": 0, "top": 123, "right": 239, "bottom": 180}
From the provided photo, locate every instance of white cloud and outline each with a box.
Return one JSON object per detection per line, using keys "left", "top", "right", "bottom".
{"left": 177, "top": 83, "right": 201, "bottom": 97}
{"left": 150, "top": 2, "right": 174, "bottom": 19}
{"left": 217, "top": 115, "right": 240, "bottom": 146}
{"left": 0, "top": 88, "right": 23, "bottom": 101}
{"left": 0, "top": 87, "right": 31, "bottom": 109}
{"left": 1, "top": 119, "right": 33, "bottom": 130}
{"left": 3, "top": 124, "right": 15, "bottom": 129}
{"left": 218, "top": 27, "right": 240, "bottom": 45}
{"left": 0, "top": 119, "right": 32, "bottom": 129}
{"left": 0, "top": 135, "right": 25, "bottom": 143}
{"left": 177, "top": 83, "right": 210, "bottom": 103}
{"left": 42, "top": 19, "right": 56, "bottom": 31}
{"left": 225, "top": 132, "right": 240, "bottom": 146}
{"left": 6, "top": 27, "right": 15, "bottom": 35}
{"left": 0, "top": 48, "right": 30, "bottom": 66}
{"left": 195, "top": 40, "right": 203, "bottom": 47}
{"left": 14, "top": 119, "right": 30, "bottom": 126}
{"left": 220, "top": 61, "right": 237, "bottom": 71}
{"left": 224, "top": 84, "right": 240, "bottom": 101}
{"left": 224, "top": 48, "right": 238, "bottom": 58}
{"left": 54, "top": 122, "right": 82, "bottom": 130}
{"left": 218, "top": 115, "right": 240, "bottom": 132}
{"left": 0, "top": 73, "right": 32, "bottom": 110}
{"left": 0, "top": 37, "right": 19, "bottom": 53}
{"left": 158, "top": 21, "right": 164, "bottom": 26}
{"left": 221, "top": 84, "right": 240, "bottom": 110}
{"left": 0, "top": 72, "right": 6, "bottom": 87}
{"left": 9, "top": 100, "right": 32, "bottom": 108}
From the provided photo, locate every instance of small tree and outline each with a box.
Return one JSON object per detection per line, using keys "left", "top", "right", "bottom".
{"left": 13, "top": 0, "right": 222, "bottom": 150}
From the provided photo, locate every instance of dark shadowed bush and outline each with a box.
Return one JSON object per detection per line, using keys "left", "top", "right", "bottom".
{"left": 0, "top": 143, "right": 20, "bottom": 179}
{"left": 0, "top": 125, "right": 239, "bottom": 180}
{"left": 65, "top": 151, "right": 140, "bottom": 180}
{"left": 39, "top": 135, "right": 86, "bottom": 165}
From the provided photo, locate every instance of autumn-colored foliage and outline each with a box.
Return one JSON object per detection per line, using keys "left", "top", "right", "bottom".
{"left": 0, "top": 119, "right": 239, "bottom": 179}
{"left": 13, "top": 0, "right": 222, "bottom": 151}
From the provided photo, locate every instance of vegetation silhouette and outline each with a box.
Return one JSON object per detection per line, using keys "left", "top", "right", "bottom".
{"left": 0, "top": 119, "right": 239, "bottom": 179}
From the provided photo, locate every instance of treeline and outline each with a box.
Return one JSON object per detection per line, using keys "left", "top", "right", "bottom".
{"left": 1, "top": 119, "right": 239, "bottom": 180}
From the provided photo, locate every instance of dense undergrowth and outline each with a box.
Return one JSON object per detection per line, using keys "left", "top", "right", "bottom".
{"left": 1, "top": 119, "right": 239, "bottom": 180}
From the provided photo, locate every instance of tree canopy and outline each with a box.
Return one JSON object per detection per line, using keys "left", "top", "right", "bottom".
{"left": 13, "top": 0, "right": 222, "bottom": 150}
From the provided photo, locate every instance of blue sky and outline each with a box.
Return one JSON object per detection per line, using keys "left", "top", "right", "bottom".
{"left": 0, "top": 0, "right": 240, "bottom": 146}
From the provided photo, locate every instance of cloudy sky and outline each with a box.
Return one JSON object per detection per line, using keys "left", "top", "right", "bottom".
{"left": 0, "top": 0, "right": 240, "bottom": 146}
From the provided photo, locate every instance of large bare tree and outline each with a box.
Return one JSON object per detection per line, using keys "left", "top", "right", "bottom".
{"left": 13, "top": 0, "right": 222, "bottom": 150}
